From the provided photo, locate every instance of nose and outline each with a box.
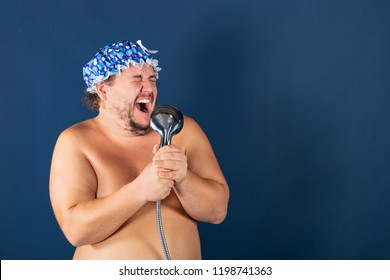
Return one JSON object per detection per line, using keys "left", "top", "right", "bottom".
{"left": 141, "top": 79, "right": 155, "bottom": 93}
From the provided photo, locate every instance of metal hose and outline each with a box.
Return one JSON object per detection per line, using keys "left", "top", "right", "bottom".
{"left": 156, "top": 200, "right": 171, "bottom": 260}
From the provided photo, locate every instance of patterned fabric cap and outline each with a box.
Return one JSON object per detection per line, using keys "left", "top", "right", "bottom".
{"left": 83, "top": 40, "right": 161, "bottom": 93}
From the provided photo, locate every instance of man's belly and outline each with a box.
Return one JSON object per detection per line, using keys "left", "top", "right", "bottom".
{"left": 72, "top": 202, "right": 202, "bottom": 260}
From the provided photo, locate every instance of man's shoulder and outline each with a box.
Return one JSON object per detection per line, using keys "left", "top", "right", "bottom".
{"left": 57, "top": 119, "right": 96, "bottom": 144}
{"left": 182, "top": 115, "right": 198, "bottom": 130}
{"left": 182, "top": 115, "right": 204, "bottom": 135}
{"left": 178, "top": 115, "right": 209, "bottom": 146}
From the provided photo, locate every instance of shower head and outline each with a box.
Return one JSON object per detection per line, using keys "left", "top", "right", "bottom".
{"left": 150, "top": 105, "right": 184, "bottom": 147}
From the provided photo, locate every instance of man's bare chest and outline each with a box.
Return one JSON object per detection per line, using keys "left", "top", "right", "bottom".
{"left": 85, "top": 137, "right": 159, "bottom": 197}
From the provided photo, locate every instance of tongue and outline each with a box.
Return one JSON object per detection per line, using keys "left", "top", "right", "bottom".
{"left": 136, "top": 103, "right": 148, "bottom": 113}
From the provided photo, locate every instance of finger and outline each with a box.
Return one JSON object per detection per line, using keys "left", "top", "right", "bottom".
{"left": 158, "top": 170, "right": 186, "bottom": 181}
{"left": 152, "top": 144, "right": 160, "bottom": 154}
{"left": 159, "top": 144, "right": 181, "bottom": 151}
{"left": 158, "top": 170, "right": 174, "bottom": 179}
{"left": 157, "top": 171, "right": 176, "bottom": 181}
{"left": 154, "top": 151, "right": 186, "bottom": 161}
{"left": 154, "top": 159, "right": 186, "bottom": 171}
{"left": 154, "top": 145, "right": 183, "bottom": 156}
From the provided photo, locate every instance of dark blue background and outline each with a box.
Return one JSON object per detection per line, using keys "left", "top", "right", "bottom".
{"left": 1, "top": 0, "right": 389, "bottom": 260}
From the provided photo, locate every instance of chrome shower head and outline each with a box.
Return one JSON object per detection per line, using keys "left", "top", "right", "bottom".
{"left": 150, "top": 105, "right": 184, "bottom": 147}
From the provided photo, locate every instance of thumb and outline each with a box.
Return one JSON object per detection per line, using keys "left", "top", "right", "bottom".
{"left": 152, "top": 144, "right": 160, "bottom": 154}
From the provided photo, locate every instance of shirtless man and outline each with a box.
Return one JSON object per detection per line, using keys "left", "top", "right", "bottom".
{"left": 49, "top": 40, "right": 229, "bottom": 260}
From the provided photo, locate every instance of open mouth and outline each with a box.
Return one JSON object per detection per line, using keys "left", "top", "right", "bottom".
{"left": 135, "top": 99, "right": 151, "bottom": 114}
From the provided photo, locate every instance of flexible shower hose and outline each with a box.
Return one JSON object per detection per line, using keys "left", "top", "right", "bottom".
{"left": 156, "top": 200, "right": 171, "bottom": 260}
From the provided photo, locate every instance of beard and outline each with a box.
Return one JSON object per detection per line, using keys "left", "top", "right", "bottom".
{"left": 128, "top": 118, "right": 151, "bottom": 136}
{"left": 115, "top": 103, "right": 151, "bottom": 136}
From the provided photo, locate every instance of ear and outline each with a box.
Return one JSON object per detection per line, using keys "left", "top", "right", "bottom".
{"left": 95, "top": 82, "right": 108, "bottom": 102}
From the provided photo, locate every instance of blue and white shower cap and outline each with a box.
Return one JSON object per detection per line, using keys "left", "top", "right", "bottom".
{"left": 82, "top": 40, "right": 161, "bottom": 93}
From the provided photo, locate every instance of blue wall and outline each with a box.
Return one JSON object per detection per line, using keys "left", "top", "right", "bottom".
{"left": 1, "top": 0, "right": 389, "bottom": 259}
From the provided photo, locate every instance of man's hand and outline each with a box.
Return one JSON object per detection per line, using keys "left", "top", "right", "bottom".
{"left": 152, "top": 144, "right": 188, "bottom": 185}
{"left": 134, "top": 161, "right": 174, "bottom": 202}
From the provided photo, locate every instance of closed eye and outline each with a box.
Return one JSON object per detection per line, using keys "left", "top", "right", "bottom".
{"left": 131, "top": 75, "right": 142, "bottom": 83}
{"left": 131, "top": 75, "right": 156, "bottom": 83}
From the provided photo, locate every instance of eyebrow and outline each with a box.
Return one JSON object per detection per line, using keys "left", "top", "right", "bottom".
{"left": 132, "top": 74, "right": 157, "bottom": 79}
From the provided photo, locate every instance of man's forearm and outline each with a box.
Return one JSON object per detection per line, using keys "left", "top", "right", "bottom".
{"left": 173, "top": 170, "right": 229, "bottom": 224}
{"left": 62, "top": 182, "right": 146, "bottom": 247}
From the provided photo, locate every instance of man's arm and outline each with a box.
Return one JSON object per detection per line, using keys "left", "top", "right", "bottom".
{"left": 49, "top": 128, "right": 173, "bottom": 247}
{"left": 153, "top": 116, "right": 229, "bottom": 224}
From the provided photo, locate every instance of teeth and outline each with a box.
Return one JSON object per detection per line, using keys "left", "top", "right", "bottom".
{"left": 137, "top": 99, "right": 150, "bottom": 104}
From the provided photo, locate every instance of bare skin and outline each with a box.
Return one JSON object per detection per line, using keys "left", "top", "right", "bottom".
{"left": 49, "top": 65, "right": 229, "bottom": 260}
